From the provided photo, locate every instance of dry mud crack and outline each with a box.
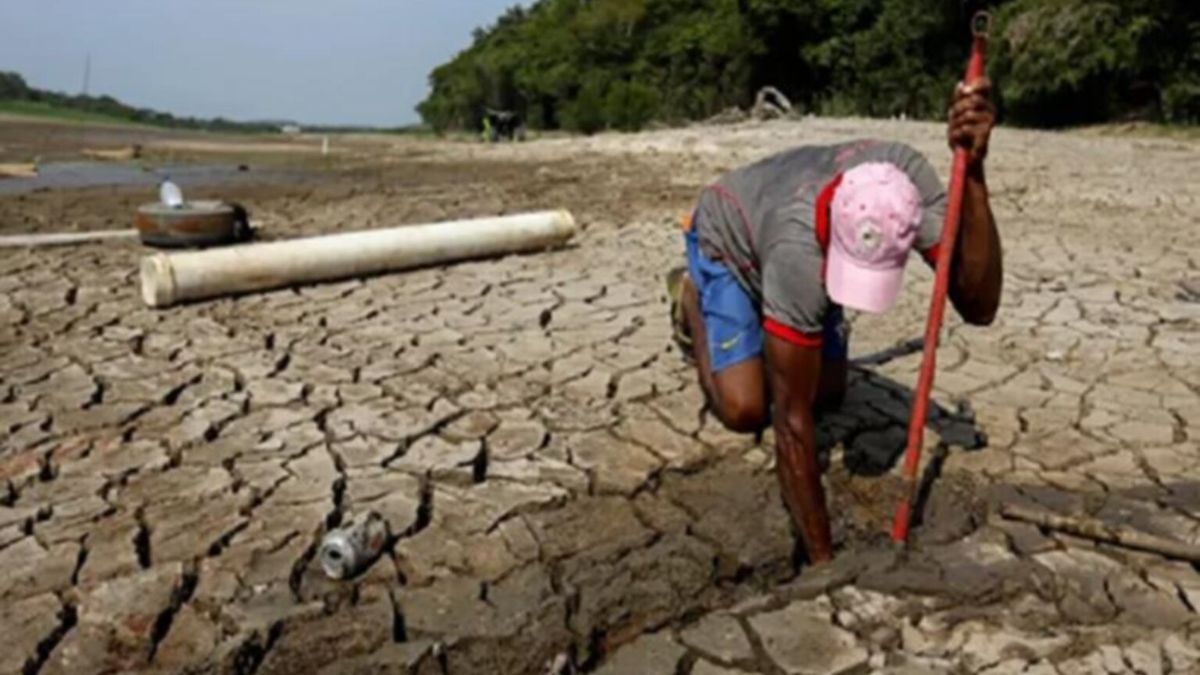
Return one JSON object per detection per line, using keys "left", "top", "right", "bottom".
{"left": 2, "top": 118, "right": 1200, "bottom": 674}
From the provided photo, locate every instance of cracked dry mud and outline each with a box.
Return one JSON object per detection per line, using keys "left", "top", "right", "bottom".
{"left": 1, "top": 117, "right": 1199, "bottom": 675}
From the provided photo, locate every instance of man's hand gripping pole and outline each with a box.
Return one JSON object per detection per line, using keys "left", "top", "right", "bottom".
{"left": 891, "top": 11, "right": 991, "bottom": 545}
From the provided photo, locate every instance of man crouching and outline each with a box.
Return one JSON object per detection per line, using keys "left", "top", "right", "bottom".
{"left": 666, "top": 80, "right": 1003, "bottom": 562}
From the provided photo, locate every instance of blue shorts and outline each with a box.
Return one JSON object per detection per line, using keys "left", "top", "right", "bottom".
{"left": 685, "top": 228, "right": 847, "bottom": 373}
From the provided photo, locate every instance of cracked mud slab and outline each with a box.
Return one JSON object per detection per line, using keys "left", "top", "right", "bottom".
{"left": 2, "top": 117, "right": 1200, "bottom": 674}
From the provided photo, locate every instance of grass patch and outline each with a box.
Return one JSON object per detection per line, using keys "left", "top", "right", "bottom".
{"left": 0, "top": 99, "right": 148, "bottom": 127}
{"left": 379, "top": 124, "right": 438, "bottom": 137}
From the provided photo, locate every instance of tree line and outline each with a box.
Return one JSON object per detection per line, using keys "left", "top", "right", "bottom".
{"left": 0, "top": 71, "right": 284, "bottom": 133}
{"left": 417, "top": 0, "right": 1199, "bottom": 134}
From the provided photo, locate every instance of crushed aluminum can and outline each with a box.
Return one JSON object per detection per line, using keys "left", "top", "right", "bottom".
{"left": 319, "top": 511, "right": 389, "bottom": 580}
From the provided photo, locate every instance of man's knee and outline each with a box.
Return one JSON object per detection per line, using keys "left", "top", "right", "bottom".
{"left": 712, "top": 360, "right": 766, "bottom": 433}
{"left": 717, "top": 389, "right": 767, "bottom": 433}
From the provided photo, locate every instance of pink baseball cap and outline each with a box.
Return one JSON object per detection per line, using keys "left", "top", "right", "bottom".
{"left": 825, "top": 162, "right": 923, "bottom": 313}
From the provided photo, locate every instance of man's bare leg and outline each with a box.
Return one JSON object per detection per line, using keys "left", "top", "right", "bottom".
{"left": 679, "top": 275, "right": 767, "bottom": 432}
{"left": 683, "top": 274, "right": 847, "bottom": 420}
{"left": 681, "top": 273, "right": 839, "bottom": 560}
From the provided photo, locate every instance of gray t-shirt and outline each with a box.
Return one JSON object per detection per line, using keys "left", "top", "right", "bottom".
{"left": 693, "top": 140, "right": 947, "bottom": 340}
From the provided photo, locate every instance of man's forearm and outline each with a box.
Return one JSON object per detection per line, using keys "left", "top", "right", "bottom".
{"left": 774, "top": 408, "right": 833, "bottom": 563}
{"left": 765, "top": 336, "right": 834, "bottom": 563}
{"left": 950, "top": 163, "right": 1003, "bottom": 324}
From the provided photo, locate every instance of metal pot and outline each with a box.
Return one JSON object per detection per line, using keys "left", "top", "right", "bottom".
{"left": 135, "top": 200, "right": 251, "bottom": 248}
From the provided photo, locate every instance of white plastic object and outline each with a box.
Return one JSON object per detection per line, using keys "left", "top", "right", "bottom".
{"left": 159, "top": 179, "right": 184, "bottom": 208}
{"left": 140, "top": 210, "right": 577, "bottom": 308}
{"left": 0, "top": 229, "right": 139, "bottom": 248}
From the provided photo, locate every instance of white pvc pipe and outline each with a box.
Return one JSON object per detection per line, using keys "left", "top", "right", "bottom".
{"left": 0, "top": 230, "right": 139, "bottom": 248}
{"left": 141, "top": 210, "right": 577, "bottom": 308}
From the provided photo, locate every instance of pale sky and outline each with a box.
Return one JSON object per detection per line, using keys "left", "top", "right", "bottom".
{"left": 0, "top": 1, "right": 526, "bottom": 127}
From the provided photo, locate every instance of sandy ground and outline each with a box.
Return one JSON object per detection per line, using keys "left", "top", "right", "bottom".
{"left": 1, "top": 115, "right": 1200, "bottom": 674}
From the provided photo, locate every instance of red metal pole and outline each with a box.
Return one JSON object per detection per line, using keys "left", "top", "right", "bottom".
{"left": 891, "top": 12, "right": 991, "bottom": 545}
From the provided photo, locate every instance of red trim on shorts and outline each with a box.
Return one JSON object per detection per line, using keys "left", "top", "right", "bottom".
{"left": 764, "top": 318, "right": 823, "bottom": 348}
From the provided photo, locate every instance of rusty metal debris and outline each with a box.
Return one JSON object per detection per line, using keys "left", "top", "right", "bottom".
{"left": 135, "top": 200, "right": 252, "bottom": 248}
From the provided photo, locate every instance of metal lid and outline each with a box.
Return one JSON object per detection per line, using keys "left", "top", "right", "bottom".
{"left": 137, "top": 200, "right": 233, "bottom": 217}
{"left": 135, "top": 200, "right": 243, "bottom": 249}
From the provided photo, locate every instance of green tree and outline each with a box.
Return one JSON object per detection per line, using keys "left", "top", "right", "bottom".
{"left": 991, "top": 0, "right": 1199, "bottom": 125}
{"left": 0, "top": 71, "right": 30, "bottom": 99}
{"left": 417, "top": 0, "right": 1198, "bottom": 131}
{"left": 562, "top": 74, "right": 610, "bottom": 134}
